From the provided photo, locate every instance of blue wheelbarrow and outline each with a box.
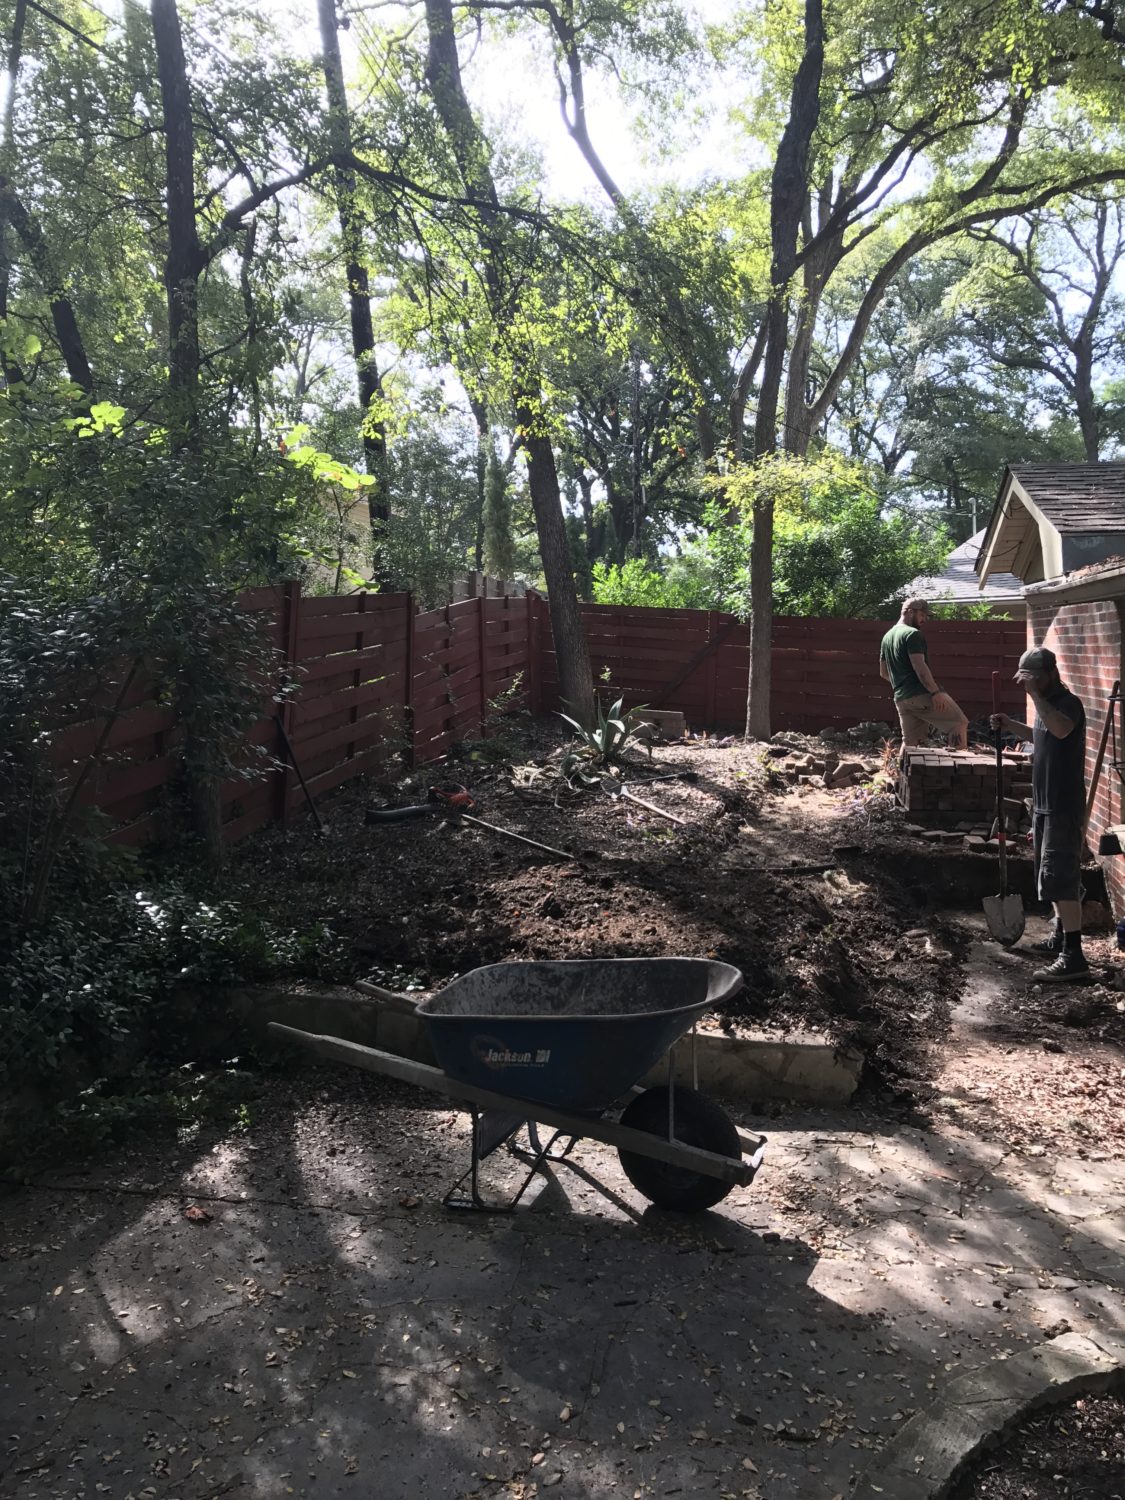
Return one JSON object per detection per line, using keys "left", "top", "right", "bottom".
{"left": 270, "top": 957, "right": 766, "bottom": 1214}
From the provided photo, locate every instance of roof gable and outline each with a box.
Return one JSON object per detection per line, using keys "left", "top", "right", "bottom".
{"left": 1008, "top": 463, "right": 1125, "bottom": 532}
{"left": 975, "top": 462, "right": 1125, "bottom": 585}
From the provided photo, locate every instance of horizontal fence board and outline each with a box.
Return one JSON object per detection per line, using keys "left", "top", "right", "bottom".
{"left": 298, "top": 666, "right": 406, "bottom": 703}
{"left": 222, "top": 803, "right": 277, "bottom": 843}
{"left": 51, "top": 705, "right": 177, "bottom": 763}
{"left": 79, "top": 752, "right": 175, "bottom": 807}
{"left": 290, "top": 712, "right": 392, "bottom": 765}
{"left": 297, "top": 641, "right": 407, "bottom": 685}
{"left": 484, "top": 618, "right": 529, "bottom": 643}
{"left": 412, "top": 687, "right": 482, "bottom": 726}
{"left": 413, "top": 699, "right": 481, "bottom": 735}
{"left": 411, "top": 681, "right": 481, "bottom": 719}
{"left": 291, "top": 678, "right": 405, "bottom": 731}
{"left": 580, "top": 605, "right": 709, "bottom": 625}
{"left": 222, "top": 773, "right": 274, "bottom": 808}
{"left": 105, "top": 812, "right": 162, "bottom": 848}
{"left": 292, "top": 747, "right": 386, "bottom": 804}
{"left": 585, "top": 643, "right": 715, "bottom": 670}
{"left": 582, "top": 627, "right": 713, "bottom": 652}
{"left": 300, "top": 592, "right": 409, "bottom": 618}
{"left": 239, "top": 584, "right": 291, "bottom": 612}
{"left": 417, "top": 633, "right": 483, "bottom": 675}
{"left": 297, "top": 612, "right": 407, "bottom": 646}
{"left": 483, "top": 601, "right": 528, "bottom": 625}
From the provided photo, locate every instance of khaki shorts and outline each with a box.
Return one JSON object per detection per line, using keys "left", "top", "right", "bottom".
{"left": 896, "top": 692, "right": 969, "bottom": 746}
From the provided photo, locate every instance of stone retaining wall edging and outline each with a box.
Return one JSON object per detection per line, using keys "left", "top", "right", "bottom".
{"left": 852, "top": 1329, "right": 1125, "bottom": 1499}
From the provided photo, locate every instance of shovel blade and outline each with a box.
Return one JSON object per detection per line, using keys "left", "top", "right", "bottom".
{"left": 983, "top": 892, "right": 1025, "bottom": 946}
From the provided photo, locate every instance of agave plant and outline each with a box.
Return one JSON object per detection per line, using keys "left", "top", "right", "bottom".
{"left": 558, "top": 695, "right": 650, "bottom": 766}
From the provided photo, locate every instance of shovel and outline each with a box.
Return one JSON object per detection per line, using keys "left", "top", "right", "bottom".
{"left": 982, "top": 669, "right": 1025, "bottom": 946}
{"left": 602, "top": 775, "right": 687, "bottom": 825}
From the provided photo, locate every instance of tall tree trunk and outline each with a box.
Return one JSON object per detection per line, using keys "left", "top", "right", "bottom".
{"left": 151, "top": 0, "right": 223, "bottom": 865}
{"left": 745, "top": 0, "right": 824, "bottom": 742}
{"left": 2, "top": 0, "right": 86, "bottom": 392}
{"left": 781, "top": 253, "right": 830, "bottom": 457}
{"left": 151, "top": 0, "right": 202, "bottom": 420}
{"left": 727, "top": 319, "right": 768, "bottom": 462}
{"left": 470, "top": 395, "right": 488, "bottom": 570}
{"left": 0, "top": 0, "right": 27, "bottom": 386}
{"left": 422, "top": 0, "right": 595, "bottom": 723}
{"left": 518, "top": 404, "right": 592, "bottom": 706}
{"left": 316, "top": 0, "right": 390, "bottom": 576}
{"left": 0, "top": 184, "right": 94, "bottom": 395}
{"left": 1074, "top": 335, "right": 1101, "bottom": 460}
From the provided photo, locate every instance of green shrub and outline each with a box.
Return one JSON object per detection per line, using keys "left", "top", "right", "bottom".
{"left": 0, "top": 883, "right": 346, "bottom": 1103}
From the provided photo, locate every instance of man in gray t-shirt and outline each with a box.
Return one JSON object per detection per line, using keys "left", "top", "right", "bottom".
{"left": 991, "top": 646, "right": 1088, "bottom": 982}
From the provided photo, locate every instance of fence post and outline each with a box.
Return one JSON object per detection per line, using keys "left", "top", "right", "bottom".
{"left": 478, "top": 594, "right": 489, "bottom": 735}
{"left": 274, "top": 577, "right": 302, "bottom": 827}
{"left": 346, "top": 591, "right": 366, "bottom": 766}
{"left": 704, "top": 610, "right": 719, "bottom": 727}
{"left": 404, "top": 592, "right": 415, "bottom": 769}
{"left": 527, "top": 591, "right": 542, "bottom": 715}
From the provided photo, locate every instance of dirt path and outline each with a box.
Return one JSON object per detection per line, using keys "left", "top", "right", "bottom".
{"left": 930, "top": 912, "right": 1125, "bottom": 1159}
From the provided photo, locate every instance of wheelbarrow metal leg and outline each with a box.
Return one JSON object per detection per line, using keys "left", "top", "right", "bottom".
{"left": 513, "top": 1119, "right": 579, "bottom": 1166}
{"left": 444, "top": 1109, "right": 561, "bottom": 1213}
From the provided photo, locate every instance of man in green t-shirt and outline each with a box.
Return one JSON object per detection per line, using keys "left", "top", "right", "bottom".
{"left": 880, "top": 597, "right": 969, "bottom": 749}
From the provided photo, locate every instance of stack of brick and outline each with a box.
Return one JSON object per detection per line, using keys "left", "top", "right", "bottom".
{"left": 897, "top": 748, "right": 1032, "bottom": 826}
{"left": 769, "top": 745, "right": 877, "bottom": 789}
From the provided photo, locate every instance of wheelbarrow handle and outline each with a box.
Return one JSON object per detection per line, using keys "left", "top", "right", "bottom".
{"left": 354, "top": 979, "right": 421, "bottom": 1015}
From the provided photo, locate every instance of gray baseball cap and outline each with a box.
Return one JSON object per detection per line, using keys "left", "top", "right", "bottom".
{"left": 1015, "top": 647, "right": 1056, "bottom": 677}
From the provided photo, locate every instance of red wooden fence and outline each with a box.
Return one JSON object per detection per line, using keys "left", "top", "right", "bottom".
{"left": 48, "top": 589, "right": 1024, "bottom": 845}
{"left": 540, "top": 607, "right": 1027, "bottom": 734}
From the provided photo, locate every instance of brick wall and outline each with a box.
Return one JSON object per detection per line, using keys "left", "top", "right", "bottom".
{"left": 1027, "top": 597, "right": 1124, "bottom": 915}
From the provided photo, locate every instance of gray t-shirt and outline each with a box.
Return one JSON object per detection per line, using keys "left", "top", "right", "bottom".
{"left": 1031, "top": 685, "right": 1086, "bottom": 817}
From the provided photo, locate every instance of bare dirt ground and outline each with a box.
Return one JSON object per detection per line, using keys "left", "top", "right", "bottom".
{"left": 232, "top": 732, "right": 962, "bottom": 1100}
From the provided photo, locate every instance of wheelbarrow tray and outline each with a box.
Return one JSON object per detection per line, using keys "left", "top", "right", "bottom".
{"left": 414, "top": 957, "right": 743, "bottom": 1113}
{"left": 267, "top": 1025, "right": 765, "bottom": 1194}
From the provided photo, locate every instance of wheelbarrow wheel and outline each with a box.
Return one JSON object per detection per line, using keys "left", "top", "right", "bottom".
{"left": 617, "top": 1086, "right": 741, "bottom": 1212}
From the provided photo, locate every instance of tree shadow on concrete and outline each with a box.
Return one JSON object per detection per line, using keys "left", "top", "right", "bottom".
{"left": 0, "top": 1063, "right": 948, "bottom": 1500}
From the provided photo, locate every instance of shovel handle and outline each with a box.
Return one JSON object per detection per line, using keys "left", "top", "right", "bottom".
{"left": 460, "top": 812, "right": 576, "bottom": 861}
{"left": 992, "top": 671, "right": 1008, "bottom": 899}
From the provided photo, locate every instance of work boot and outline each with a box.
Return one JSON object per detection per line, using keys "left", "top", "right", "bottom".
{"left": 1028, "top": 923, "right": 1063, "bottom": 957}
{"left": 1033, "top": 948, "right": 1091, "bottom": 983}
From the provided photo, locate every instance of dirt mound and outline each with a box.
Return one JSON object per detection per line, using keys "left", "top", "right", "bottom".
{"left": 230, "top": 739, "right": 960, "bottom": 1097}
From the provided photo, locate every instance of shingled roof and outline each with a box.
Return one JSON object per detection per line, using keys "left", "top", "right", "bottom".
{"left": 1007, "top": 462, "right": 1125, "bottom": 532}
{"left": 905, "top": 530, "right": 1023, "bottom": 605}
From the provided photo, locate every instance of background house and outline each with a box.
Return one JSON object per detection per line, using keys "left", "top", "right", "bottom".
{"left": 905, "top": 529, "right": 1024, "bottom": 618}
{"left": 976, "top": 462, "right": 1125, "bottom": 586}
{"left": 978, "top": 462, "right": 1125, "bottom": 915}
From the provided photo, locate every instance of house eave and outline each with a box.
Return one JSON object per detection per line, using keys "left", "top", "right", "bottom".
{"left": 1024, "top": 562, "right": 1125, "bottom": 606}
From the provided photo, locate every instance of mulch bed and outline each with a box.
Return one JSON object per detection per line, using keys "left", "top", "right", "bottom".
{"left": 951, "top": 1392, "right": 1125, "bottom": 1498}
{"left": 227, "top": 732, "right": 963, "bottom": 1098}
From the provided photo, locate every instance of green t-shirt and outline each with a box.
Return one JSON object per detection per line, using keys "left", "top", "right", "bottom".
{"left": 880, "top": 623, "right": 929, "bottom": 701}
